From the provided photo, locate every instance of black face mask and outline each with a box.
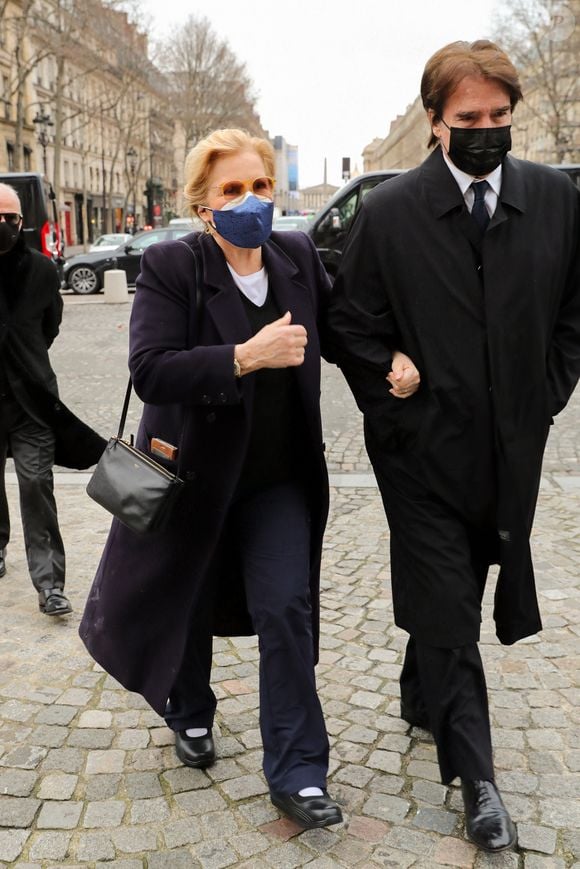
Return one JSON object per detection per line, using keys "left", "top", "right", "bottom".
{"left": 442, "top": 121, "right": 512, "bottom": 176}
{"left": 0, "top": 221, "right": 20, "bottom": 254}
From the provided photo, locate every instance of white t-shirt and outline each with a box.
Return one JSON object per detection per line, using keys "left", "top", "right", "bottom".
{"left": 227, "top": 263, "right": 269, "bottom": 307}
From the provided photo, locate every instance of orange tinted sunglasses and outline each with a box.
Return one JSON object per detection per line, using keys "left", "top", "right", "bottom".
{"left": 210, "top": 176, "right": 276, "bottom": 200}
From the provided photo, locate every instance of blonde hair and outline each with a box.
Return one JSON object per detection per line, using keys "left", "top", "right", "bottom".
{"left": 183, "top": 129, "right": 275, "bottom": 216}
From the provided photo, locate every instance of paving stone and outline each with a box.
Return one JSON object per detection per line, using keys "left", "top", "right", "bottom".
{"left": 333, "top": 763, "right": 375, "bottom": 788}
{"left": 363, "top": 793, "right": 410, "bottom": 823}
{"left": 193, "top": 840, "right": 239, "bottom": 868}
{"left": 162, "top": 766, "right": 212, "bottom": 794}
{"left": 85, "top": 748, "right": 126, "bottom": 774}
{"left": 219, "top": 773, "right": 269, "bottom": 800}
{"left": 124, "top": 770, "right": 163, "bottom": 798}
{"left": 516, "top": 823, "right": 558, "bottom": 854}
{"left": 111, "top": 827, "right": 158, "bottom": 853}
{"left": 148, "top": 851, "right": 198, "bottom": 869}
{"left": 78, "top": 710, "right": 113, "bottom": 728}
{"left": 0, "top": 769, "right": 37, "bottom": 796}
{"left": 130, "top": 796, "right": 170, "bottom": 823}
{"left": 84, "top": 773, "right": 122, "bottom": 800}
{"left": 412, "top": 780, "right": 448, "bottom": 806}
{"left": 36, "top": 800, "right": 83, "bottom": 829}
{"left": 432, "top": 836, "right": 477, "bottom": 867}
{"left": 0, "top": 830, "right": 30, "bottom": 862}
{"left": 523, "top": 858, "right": 566, "bottom": 869}
{"left": 41, "top": 748, "right": 84, "bottom": 773}
{"left": 413, "top": 806, "right": 458, "bottom": 835}
{"left": 28, "top": 831, "right": 72, "bottom": 860}
{"left": 95, "top": 861, "right": 143, "bottom": 869}
{"left": 0, "top": 796, "right": 41, "bottom": 827}
{"left": 67, "top": 728, "right": 114, "bottom": 749}
{"left": 83, "top": 799, "right": 126, "bottom": 827}
{"left": 367, "top": 749, "right": 401, "bottom": 774}
{"left": 37, "top": 773, "right": 78, "bottom": 800}
{"left": 162, "top": 817, "right": 203, "bottom": 848}
{"left": 75, "top": 831, "right": 116, "bottom": 862}
{"left": 34, "top": 705, "right": 77, "bottom": 726}
{"left": 0, "top": 745, "right": 47, "bottom": 769}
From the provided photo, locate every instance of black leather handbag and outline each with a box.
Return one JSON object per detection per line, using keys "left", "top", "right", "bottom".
{"left": 86, "top": 379, "right": 184, "bottom": 534}
{"left": 87, "top": 238, "right": 203, "bottom": 534}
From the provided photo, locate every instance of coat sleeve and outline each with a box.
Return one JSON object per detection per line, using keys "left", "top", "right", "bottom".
{"left": 546, "top": 190, "right": 580, "bottom": 416}
{"left": 321, "top": 202, "right": 400, "bottom": 414}
{"left": 42, "top": 260, "right": 63, "bottom": 348}
{"left": 129, "top": 242, "right": 241, "bottom": 407}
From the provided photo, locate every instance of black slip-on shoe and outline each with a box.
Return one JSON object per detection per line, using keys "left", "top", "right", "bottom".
{"left": 270, "top": 789, "right": 343, "bottom": 829}
{"left": 461, "top": 779, "right": 517, "bottom": 851}
{"left": 174, "top": 730, "right": 215, "bottom": 769}
{"left": 38, "top": 588, "right": 72, "bottom": 616}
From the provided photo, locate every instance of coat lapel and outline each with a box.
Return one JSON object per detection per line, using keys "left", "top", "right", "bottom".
{"left": 196, "top": 234, "right": 252, "bottom": 346}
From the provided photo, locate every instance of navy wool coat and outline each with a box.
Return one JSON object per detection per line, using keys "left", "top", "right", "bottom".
{"left": 80, "top": 230, "right": 331, "bottom": 716}
{"left": 325, "top": 148, "right": 580, "bottom": 648}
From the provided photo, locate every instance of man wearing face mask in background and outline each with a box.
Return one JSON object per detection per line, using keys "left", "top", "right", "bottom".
{"left": 324, "top": 41, "right": 580, "bottom": 852}
{"left": 0, "top": 183, "right": 104, "bottom": 615}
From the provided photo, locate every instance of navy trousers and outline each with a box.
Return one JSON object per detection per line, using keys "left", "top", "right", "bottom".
{"left": 165, "top": 482, "right": 329, "bottom": 793}
{"left": 0, "top": 397, "right": 65, "bottom": 591}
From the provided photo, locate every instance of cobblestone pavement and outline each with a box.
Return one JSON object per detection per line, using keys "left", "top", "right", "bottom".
{"left": 0, "top": 297, "right": 579, "bottom": 868}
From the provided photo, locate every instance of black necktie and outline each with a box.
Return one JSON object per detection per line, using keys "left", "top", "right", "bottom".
{"left": 470, "top": 180, "right": 490, "bottom": 234}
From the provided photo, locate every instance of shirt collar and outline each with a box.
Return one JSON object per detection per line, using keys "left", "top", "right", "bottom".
{"left": 442, "top": 148, "right": 502, "bottom": 198}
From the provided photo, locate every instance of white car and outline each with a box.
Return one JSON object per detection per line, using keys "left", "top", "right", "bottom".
{"left": 89, "top": 233, "right": 132, "bottom": 252}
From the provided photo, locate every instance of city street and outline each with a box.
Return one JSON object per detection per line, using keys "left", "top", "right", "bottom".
{"left": 0, "top": 294, "right": 579, "bottom": 868}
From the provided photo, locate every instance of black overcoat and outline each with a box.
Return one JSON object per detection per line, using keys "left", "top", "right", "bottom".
{"left": 0, "top": 240, "right": 105, "bottom": 468}
{"left": 79, "top": 230, "right": 331, "bottom": 716}
{"left": 325, "top": 148, "right": 580, "bottom": 647}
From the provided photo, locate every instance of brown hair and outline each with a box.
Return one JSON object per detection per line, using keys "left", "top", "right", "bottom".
{"left": 183, "top": 129, "right": 275, "bottom": 215}
{"left": 421, "top": 40, "right": 523, "bottom": 148}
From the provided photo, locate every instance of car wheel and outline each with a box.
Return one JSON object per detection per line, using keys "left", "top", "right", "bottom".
{"left": 68, "top": 265, "right": 99, "bottom": 294}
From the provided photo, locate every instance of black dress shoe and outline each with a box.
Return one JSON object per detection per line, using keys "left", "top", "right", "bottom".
{"left": 38, "top": 588, "right": 72, "bottom": 616}
{"left": 270, "top": 789, "right": 343, "bottom": 829}
{"left": 461, "top": 779, "right": 517, "bottom": 852}
{"left": 174, "top": 730, "right": 215, "bottom": 768}
{"left": 0, "top": 548, "right": 5, "bottom": 578}
{"left": 400, "top": 700, "right": 431, "bottom": 731}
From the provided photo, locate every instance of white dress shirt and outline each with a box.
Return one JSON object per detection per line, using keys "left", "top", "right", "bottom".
{"left": 442, "top": 149, "right": 502, "bottom": 219}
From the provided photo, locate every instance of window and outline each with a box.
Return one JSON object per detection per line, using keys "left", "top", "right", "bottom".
{"left": 6, "top": 141, "right": 14, "bottom": 171}
{"left": 23, "top": 146, "right": 31, "bottom": 171}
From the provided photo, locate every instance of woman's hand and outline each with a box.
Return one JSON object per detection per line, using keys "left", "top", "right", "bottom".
{"left": 235, "top": 311, "right": 308, "bottom": 374}
{"left": 387, "top": 351, "right": 421, "bottom": 399}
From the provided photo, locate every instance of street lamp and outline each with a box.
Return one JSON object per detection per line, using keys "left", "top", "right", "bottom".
{"left": 33, "top": 109, "right": 54, "bottom": 176}
{"left": 126, "top": 146, "right": 138, "bottom": 234}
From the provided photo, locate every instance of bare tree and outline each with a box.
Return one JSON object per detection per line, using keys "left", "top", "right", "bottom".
{"left": 493, "top": 0, "right": 580, "bottom": 161}
{"left": 156, "top": 14, "right": 264, "bottom": 150}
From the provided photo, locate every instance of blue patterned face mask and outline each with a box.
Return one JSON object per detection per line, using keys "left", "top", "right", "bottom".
{"left": 206, "top": 192, "right": 274, "bottom": 248}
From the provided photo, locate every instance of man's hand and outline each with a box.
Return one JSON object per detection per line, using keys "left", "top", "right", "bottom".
{"left": 235, "top": 311, "right": 307, "bottom": 374}
{"left": 387, "top": 351, "right": 421, "bottom": 399}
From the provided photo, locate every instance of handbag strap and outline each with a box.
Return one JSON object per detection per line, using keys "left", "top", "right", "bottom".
{"left": 117, "top": 242, "right": 204, "bottom": 441}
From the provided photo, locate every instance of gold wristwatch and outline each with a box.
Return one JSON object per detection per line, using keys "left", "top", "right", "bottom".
{"left": 233, "top": 357, "right": 242, "bottom": 378}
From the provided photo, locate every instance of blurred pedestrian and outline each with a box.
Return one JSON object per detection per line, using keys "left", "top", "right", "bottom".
{"left": 0, "top": 183, "right": 105, "bottom": 614}
{"left": 325, "top": 40, "right": 580, "bottom": 852}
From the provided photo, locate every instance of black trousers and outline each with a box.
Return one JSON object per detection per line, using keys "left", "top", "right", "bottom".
{"left": 0, "top": 397, "right": 65, "bottom": 591}
{"left": 164, "top": 482, "right": 329, "bottom": 794}
{"left": 400, "top": 636, "right": 494, "bottom": 784}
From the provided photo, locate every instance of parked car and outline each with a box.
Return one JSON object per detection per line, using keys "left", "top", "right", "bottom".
{"left": 169, "top": 216, "right": 205, "bottom": 230}
{"left": 63, "top": 226, "right": 194, "bottom": 294}
{"left": 0, "top": 171, "right": 62, "bottom": 261}
{"left": 89, "top": 232, "right": 132, "bottom": 252}
{"left": 308, "top": 163, "right": 580, "bottom": 279}
{"left": 272, "top": 215, "right": 312, "bottom": 232}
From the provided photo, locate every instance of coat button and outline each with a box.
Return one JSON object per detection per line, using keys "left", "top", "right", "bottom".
{"left": 202, "top": 395, "right": 211, "bottom": 405}
{"left": 185, "top": 471, "right": 197, "bottom": 481}
{"left": 218, "top": 392, "right": 227, "bottom": 404}
{"left": 206, "top": 412, "right": 216, "bottom": 423}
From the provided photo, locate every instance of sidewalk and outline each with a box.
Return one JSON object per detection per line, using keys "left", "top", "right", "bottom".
{"left": 0, "top": 297, "right": 579, "bottom": 867}
{"left": 0, "top": 470, "right": 579, "bottom": 867}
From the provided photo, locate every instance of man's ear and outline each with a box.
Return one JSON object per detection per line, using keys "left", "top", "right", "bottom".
{"left": 428, "top": 109, "right": 441, "bottom": 140}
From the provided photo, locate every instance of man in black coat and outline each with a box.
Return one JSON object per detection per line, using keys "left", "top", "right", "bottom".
{"left": 325, "top": 41, "right": 580, "bottom": 852}
{"left": 0, "top": 183, "right": 105, "bottom": 615}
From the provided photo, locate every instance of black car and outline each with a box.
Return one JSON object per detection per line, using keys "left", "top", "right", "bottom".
{"left": 308, "top": 163, "right": 580, "bottom": 279}
{"left": 63, "top": 226, "right": 194, "bottom": 294}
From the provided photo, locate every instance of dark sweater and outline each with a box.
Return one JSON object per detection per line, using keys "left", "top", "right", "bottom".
{"left": 235, "top": 287, "right": 308, "bottom": 499}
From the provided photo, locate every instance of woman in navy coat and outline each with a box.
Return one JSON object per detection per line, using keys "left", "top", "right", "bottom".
{"left": 81, "top": 129, "right": 350, "bottom": 828}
